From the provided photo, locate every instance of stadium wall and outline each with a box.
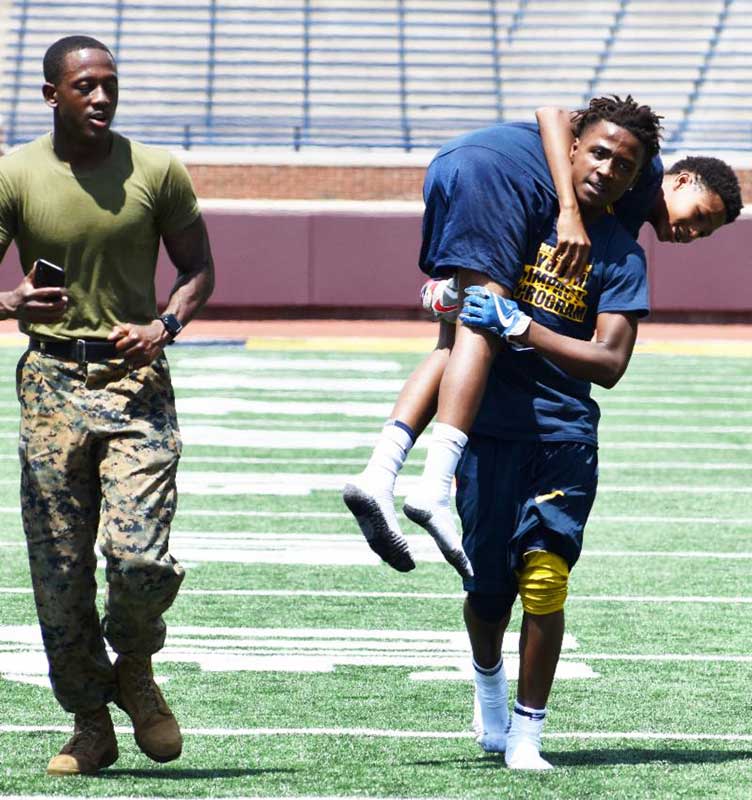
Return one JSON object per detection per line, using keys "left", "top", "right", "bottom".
{"left": 1, "top": 203, "right": 748, "bottom": 321}
{"left": 183, "top": 161, "right": 752, "bottom": 206}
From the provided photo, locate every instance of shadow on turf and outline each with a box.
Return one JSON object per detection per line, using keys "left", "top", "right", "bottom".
{"left": 411, "top": 749, "right": 752, "bottom": 769}
{"left": 98, "top": 767, "right": 295, "bottom": 780}
{"left": 548, "top": 748, "right": 752, "bottom": 768}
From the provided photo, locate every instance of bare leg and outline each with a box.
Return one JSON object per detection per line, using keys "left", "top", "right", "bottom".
{"left": 505, "top": 611, "right": 564, "bottom": 770}
{"left": 390, "top": 320, "right": 454, "bottom": 435}
{"left": 343, "top": 321, "right": 454, "bottom": 572}
{"left": 434, "top": 268, "right": 508, "bottom": 432}
{"left": 516, "top": 610, "right": 564, "bottom": 709}
{"left": 403, "top": 269, "right": 508, "bottom": 578}
{"left": 464, "top": 597, "right": 511, "bottom": 752}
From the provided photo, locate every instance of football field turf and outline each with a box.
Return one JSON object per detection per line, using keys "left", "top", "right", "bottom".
{"left": 0, "top": 336, "right": 751, "bottom": 799}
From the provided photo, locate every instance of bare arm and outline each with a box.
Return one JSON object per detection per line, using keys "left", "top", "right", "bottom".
{"left": 108, "top": 215, "right": 215, "bottom": 366}
{"left": 535, "top": 106, "right": 591, "bottom": 279}
{"left": 0, "top": 253, "right": 69, "bottom": 323}
{"left": 512, "top": 311, "right": 639, "bottom": 389}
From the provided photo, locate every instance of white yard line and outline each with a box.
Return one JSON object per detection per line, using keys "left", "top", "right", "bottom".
{"left": 4, "top": 587, "right": 752, "bottom": 604}
{"left": 177, "top": 455, "right": 750, "bottom": 472}
{"left": 2, "top": 726, "right": 752, "bottom": 745}
{"left": 0, "top": 508, "right": 749, "bottom": 526}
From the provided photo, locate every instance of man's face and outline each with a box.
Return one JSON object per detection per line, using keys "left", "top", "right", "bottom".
{"left": 44, "top": 48, "right": 118, "bottom": 144}
{"left": 653, "top": 172, "right": 726, "bottom": 243}
{"left": 569, "top": 120, "right": 644, "bottom": 214}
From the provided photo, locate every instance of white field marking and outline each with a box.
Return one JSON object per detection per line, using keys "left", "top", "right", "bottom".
{"left": 0, "top": 452, "right": 722, "bottom": 472}
{"left": 179, "top": 426, "right": 752, "bottom": 452}
{"left": 177, "top": 397, "right": 392, "bottom": 418}
{"left": 5, "top": 728, "right": 752, "bottom": 747}
{"left": 174, "top": 470, "right": 752, "bottom": 497}
{"left": 180, "top": 455, "right": 373, "bottom": 465}
{"left": 4, "top": 535, "right": 752, "bottom": 564}
{"left": 163, "top": 532, "right": 752, "bottom": 566}
{"left": 172, "top": 356, "right": 402, "bottom": 372}
{"left": 600, "top": 396, "right": 752, "bottom": 407}
{"left": 0, "top": 625, "right": 594, "bottom": 687}
{"left": 174, "top": 396, "right": 752, "bottom": 420}
{"left": 178, "top": 454, "right": 751, "bottom": 472}
{"left": 170, "top": 372, "right": 752, "bottom": 397}
{"left": 4, "top": 587, "right": 752, "bottom": 604}
{"left": 1, "top": 508, "right": 751, "bottom": 530}
{"left": 0, "top": 506, "right": 749, "bottom": 527}
{"left": 603, "top": 424, "right": 752, "bottom": 434}
{"left": 599, "top": 382, "right": 752, "bottom": 393}
{"left": 172, "top": 375, "right": 406, "bottom": 393}
{"left": 181, "top": 426, "right": 384, "bottom": 450}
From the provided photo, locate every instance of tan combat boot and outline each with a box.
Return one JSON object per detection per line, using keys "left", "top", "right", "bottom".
{"left": 46, "top": 706, "right": 118, "bottom": 776}
{"left": 114, "top": 654, "right": 182, "bottom": 763}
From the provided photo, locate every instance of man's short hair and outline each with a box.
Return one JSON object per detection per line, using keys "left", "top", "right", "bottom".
{"left": 572, "top": 95, "right": 663, "bottom": 164}
{"left": 43, "top": 36, "right": 114, "bottom": 84}
{"left": 667, "top": 156, "right": 743, "bottom": 224}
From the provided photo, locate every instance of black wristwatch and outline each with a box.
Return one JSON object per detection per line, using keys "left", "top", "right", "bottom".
{"left": 159, "top": 313, "right": 183, "bottom": 342}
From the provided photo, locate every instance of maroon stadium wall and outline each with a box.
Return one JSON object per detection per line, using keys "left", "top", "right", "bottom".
{"left": 1, "top": 208, "right": 749, "bottom": 319}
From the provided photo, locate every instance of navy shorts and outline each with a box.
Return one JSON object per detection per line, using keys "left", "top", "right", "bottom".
{"left": 455, "top": 436, "right": 598, "bottom": 601}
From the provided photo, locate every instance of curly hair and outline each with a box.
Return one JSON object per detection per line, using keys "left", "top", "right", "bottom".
{"left": 43, "top": 36, "right": 114, "bottom": 84}
{"left": 571, "top": 95, "right": 663, "bottom": 164}
{"left": 667, "top": 156, "right": 743, "bottom": 224}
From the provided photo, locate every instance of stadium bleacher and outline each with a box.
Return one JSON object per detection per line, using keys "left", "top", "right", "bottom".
{"left": 1, "top": 0, "right": 751, "bottom": 153}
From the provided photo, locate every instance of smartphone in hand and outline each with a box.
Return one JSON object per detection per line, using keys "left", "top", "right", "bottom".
{"left": 33, "top": 259, "right": 66, "bottom": 288}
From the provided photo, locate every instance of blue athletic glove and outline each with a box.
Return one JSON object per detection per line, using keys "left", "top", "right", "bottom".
{"left": 459, "top": 286, "right": 532, "bottom": 339}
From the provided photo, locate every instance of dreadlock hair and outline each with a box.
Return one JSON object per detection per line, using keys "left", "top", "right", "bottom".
{"left": 667, "top": 156, "right": 743, "bottom": 224}
{"left": 43, "top": 36, "right": 114, "bottom": 84}
{"left": 571, "top": 95, "right": 663, "bottom": 165}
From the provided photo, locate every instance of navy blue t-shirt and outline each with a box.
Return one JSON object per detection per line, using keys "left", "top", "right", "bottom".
{"left": 419, "top": 121, "right": 653, "bottom": 444}
{"left": 420, "top": 124, "right": 662, "bottom": 283}
{"left": 420, "top": 123, "right": 558, "bottom": 287}
{"left": 473, "top": 213, "right": 649, "bottom": 445}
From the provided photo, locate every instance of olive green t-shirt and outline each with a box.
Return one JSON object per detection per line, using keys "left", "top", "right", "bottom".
{"left": 0, "top": 132, "right": 200, "bottom": 339}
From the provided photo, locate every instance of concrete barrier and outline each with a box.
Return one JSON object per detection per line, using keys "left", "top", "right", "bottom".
{"left": 0, "top": 206, "right": 749, "bottom": 318}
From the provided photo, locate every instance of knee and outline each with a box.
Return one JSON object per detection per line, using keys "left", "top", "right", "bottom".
{"left": 516, "top": 550, "right": 569, "bottom": 615}
{"left": 467, "top": 591, "right": 514, "bottom": 624}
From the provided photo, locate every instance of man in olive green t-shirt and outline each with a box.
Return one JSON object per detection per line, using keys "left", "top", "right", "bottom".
{"left": 0, "top": 36, "right": 215, "bottom": 776}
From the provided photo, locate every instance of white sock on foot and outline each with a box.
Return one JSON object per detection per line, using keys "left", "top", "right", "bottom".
{"left": 403, "top": 423, "right": 472, "bottom": 577}
{"left": 349, "top": 420, "right": 414, "bottom": 532}
{"left": 473, "top": 658, "right": 509, "bottom": 752}
{"left": 360, "top": 420, "right": 415, "bottom": 494}
{"left": 505, "top": 702, "right": 552, "bottom": 770}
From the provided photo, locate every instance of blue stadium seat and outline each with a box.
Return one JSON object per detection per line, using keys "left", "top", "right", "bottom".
{"left": 1, "top": 0, "right": 750, "bottom": 153}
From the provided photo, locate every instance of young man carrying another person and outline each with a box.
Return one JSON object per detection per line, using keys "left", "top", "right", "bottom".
{"left": 346, "top": 96, "right": 668, "bottom": 769}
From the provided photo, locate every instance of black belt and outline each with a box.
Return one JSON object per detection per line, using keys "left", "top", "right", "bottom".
{"left": 29, "top": 337, "right": 121, "bottom": 362}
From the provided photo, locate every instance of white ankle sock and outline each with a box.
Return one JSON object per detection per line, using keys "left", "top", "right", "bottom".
{"left": 413, "top": 422, "right": 468, "bottom": 506}
{"left": 505, "top": 702, "right": 551, "bottom": 769}
{"left": 359, "top": 420, "right": 415, "bottom": 495}
{"left": 473, "top": 657, "right": 509, "bottom": 752}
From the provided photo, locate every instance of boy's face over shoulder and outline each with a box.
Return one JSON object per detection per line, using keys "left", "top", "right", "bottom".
{"left": 653, "top": 172, "right": 726, "bottom": 243}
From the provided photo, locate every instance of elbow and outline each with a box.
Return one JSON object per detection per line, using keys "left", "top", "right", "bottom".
{"left": 594, "top": 361, "right": 627, "bottom": 390}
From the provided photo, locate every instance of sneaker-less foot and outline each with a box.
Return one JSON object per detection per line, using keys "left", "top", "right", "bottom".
{"left": 343, "top": 481, "right": 415, "bottom": 572}
{"left": 505, "top": 736, "right": 553, "bottom": 770}
{"left": 46, "top": 706, "right": 118, "bottom": 776}
{"left": 402, "top": 497, "right": 473, "bottom": 579}
{"left": 115, "top": 654, "right": 182, "bottom": 763}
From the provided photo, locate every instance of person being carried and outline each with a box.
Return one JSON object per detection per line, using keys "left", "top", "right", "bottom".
{"left": 0, "top": 36, "right": 215, "bottom": 776}
{"left": 343, "top": 99, "right": 741, "bottom": 578}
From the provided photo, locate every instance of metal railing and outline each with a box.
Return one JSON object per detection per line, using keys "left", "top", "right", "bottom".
{"left": 2, "top": 0, "right": 751, "bottom": 152}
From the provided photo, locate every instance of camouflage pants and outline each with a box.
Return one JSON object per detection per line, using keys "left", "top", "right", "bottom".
{"left": 17, "top": 350, "right": 184, "bottom": 713}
